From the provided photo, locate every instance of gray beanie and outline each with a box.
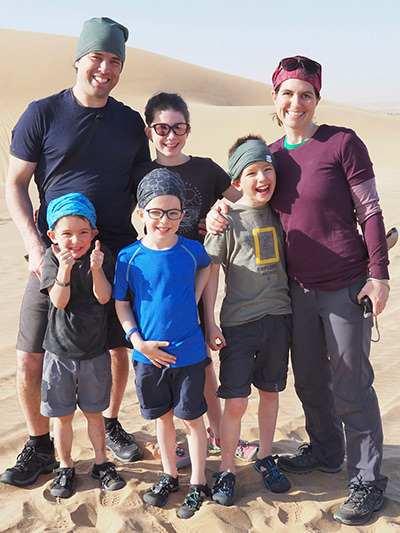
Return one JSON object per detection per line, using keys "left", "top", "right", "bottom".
{"left": 75, "top": 17, "right": 129, "bottom": 64}
{"left": 137, "top": 168, "right": 185, "bottom": 208}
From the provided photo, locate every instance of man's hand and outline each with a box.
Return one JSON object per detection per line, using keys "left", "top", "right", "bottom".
{"left": 358, "top": 279, "right": 390, "bottom": 316}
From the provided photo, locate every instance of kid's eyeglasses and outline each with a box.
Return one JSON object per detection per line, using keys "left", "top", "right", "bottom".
{"left": 144, "top": 208, "right": 185, "bottom": 220}
{"left": 150, "top": 123, "right": 190, "bottom": 136}
{"left": 280, "top": 57, "right": 321, "bottom": 74}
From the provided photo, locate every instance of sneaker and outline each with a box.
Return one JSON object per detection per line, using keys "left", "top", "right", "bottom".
{"left": 333, "top": 480, "right": 384, "bottom": 526}
{"left": 105, "top": 420, "right": 143, "bottom": 463}
{"left": 277, "top": 443, "right": 342, "bottom": 474}
{"left": 91, "top": 462, "right": 126, "bottom": 491}
{"left": 254, "top": 455, "right": 291, "bottom": 493}
{"left": 207, "top": 428, "right": 258, "bottom": 462}
{"left": 211, "top": 471, "right": 236, "bottom": 506}
{"left": 50, "top": 467, "right": 76, "bottom": 498}
{"left": 152, "top": 442, "right": 191, "bottom": 469}
{"left": 177, "top": 484, "right": 211, "bottom": 519}
{"left": 143, "top": 472, "right": 179, "bottom": 507}
{"left": 0, "top": 439, "right": 59, "bottom": 487}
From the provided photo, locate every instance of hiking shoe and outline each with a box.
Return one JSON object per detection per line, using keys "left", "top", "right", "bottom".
{"left": 333, "top": 480, "right": 384, "bottom": 526}
{"left": 211, "top": 471, "right": 236, "bottom": 506}
{"left": 105, "top": 420, "right": 143, "bottom": 463}
{"left": 0, "top": 439, "right": 59, "bottom": 487}
{"left": 91, "top": 462, "right": 126, "bottom": 491}
{"left": 277, "top": 443, "right": 342, "bottom": 474}
{"left": 177, "top": 484, "right": 211, "bottom": 519}
{"left": 254, "top": 455, "right": 291, "bottom": 493}
{"left": 50, "top": 467, "right": 76, "bottom": 498}
{"left": 207, "top": 428, "right": 258, "bottom": 462}
{"left": 143, "top": 472, "right": 179, "bottom": 507}
{"left": 152, "top": 442, "right": 191, "bottom": 469}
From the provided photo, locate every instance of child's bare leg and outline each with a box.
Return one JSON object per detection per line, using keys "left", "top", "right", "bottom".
{"left": 83, "top": 411, "right": 107, "bottom": 464}
{"left": 220, "top": 397, "right": 248, "bottom": 474}
{"left": 54, "top": 413, "right": 75, "bottom": 467}
{"left": 257, "top": 391, "right": 279, "bottom": 459}
{"left": 184, "top": 416, "right": 207, "bottom": 485}
{"left": 156, "top": 409, "right": 177, "bottom": 478}
{"left": 204, "top": 355, "right": 222, "bottom": 436}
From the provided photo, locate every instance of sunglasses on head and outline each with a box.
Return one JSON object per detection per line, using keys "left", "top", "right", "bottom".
{"left": 150, "top": 123, "right": 190, "bottom": 136}
{"left": 280, "top": 57, "right": 321, "bottom": 74}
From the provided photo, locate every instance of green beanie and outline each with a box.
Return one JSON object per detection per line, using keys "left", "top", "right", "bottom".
{"left": 75, "top": 17, "right": 129, "bottom": 64}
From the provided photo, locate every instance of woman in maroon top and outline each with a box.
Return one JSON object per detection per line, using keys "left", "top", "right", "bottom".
{"left": 208, "top": 56, "right": 389, "bottom": 527}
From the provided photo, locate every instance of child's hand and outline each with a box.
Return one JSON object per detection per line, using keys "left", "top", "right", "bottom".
{"left": 137, "top": 340, "right": 176, "bottom": 368}
{"left": 206, "top": 202, "right": 229, "bottom": 235}
{"left": 90, "top": 240, "right": 104, "bottom": 271}
{"left": 206, "top": 324, "right": 226, "bottom": 351}
{"left": 198, "top": 217, "right": 207, "bottom": 237}
{"left": 52, "top": 244, "right": 75, "bottom": 271}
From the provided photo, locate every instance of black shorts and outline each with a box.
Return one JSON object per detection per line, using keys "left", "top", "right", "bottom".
{"left": 133, "top": 358, "right": 207, "bottom": 420}
{"left": 218, "top": 314, "right": 292, "bottom": 398}
{"left": 17, "top": 272, "right": 128, "bottom": 353}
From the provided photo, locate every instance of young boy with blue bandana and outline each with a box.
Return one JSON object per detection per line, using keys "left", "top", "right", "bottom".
{"left": 203, "top": 135, "right": 292, "bottom": 506}
{"left": 40, "top": 193, "right": 125, "bottom": 498}
{"left": 113, "top": 168, "right": 211, "bottom": 519}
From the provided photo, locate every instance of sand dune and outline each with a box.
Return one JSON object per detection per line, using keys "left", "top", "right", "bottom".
{"left": 0, "top": 28, "right": 399, "bottom": 532}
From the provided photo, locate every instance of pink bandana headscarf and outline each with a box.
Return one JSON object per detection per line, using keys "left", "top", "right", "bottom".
{"left": 272, "top": 55, "right": 322, "bottom": 93}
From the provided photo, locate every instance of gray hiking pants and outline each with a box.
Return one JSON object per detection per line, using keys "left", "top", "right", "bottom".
{"left": 290, "top": 280, "right": 387, "bottom": 491}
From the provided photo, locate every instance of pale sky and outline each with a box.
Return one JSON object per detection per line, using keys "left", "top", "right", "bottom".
{"left": 2, "top": 0, "right": 399, "bottom": 105}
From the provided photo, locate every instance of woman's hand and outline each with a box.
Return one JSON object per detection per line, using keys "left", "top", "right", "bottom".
{"left": 358, "top": 279, "right": 390, "bottom": 316}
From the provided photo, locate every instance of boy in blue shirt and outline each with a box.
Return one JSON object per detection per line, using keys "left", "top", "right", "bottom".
{"left": 203, "top": 136, "right": 292, "bottom": 506}
{"left": 113, "top": 168, "right": 211, "bottom": 519}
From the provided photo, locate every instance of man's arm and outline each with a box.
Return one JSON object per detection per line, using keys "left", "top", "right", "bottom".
{"left": 5, "top": 155, "right": 45, "bottom": 278}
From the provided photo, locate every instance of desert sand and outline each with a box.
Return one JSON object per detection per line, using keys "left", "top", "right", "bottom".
{"left": 0, "top": 28, "right": 399, "bottom": 532}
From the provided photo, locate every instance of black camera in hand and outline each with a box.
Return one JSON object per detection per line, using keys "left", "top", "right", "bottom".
{"left": 360, "top": 296, "right": 373, "bottom": 318}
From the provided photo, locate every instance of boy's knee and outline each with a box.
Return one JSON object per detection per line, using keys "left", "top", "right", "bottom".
{"left": 225, "top": 397, "right": 248, "bottom": 418}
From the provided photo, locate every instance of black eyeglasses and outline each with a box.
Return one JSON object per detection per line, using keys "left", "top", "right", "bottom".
{"left": 144, "top": 208, "right": 185, "bottom": 220}
{"left": 280, "top": 57, "right": 321, "bottom": 74}
{"left": 150, "top": 123, "right": 190, "bottom": 136}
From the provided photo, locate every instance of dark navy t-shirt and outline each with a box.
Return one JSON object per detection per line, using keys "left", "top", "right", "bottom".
{"left": 11, "top": 88, "right": 150, "bottom": 255}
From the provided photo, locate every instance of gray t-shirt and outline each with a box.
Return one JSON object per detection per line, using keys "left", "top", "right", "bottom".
{"left": 204, "top": 202, "right": 291, "bottom": 327}
{"left": 40, "top": 242, "right": 115, "bottom": 360}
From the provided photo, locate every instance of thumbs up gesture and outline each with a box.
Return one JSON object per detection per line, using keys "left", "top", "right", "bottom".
{"left": 90, "top": 240, "right": 104, "bottom": 271}
{"left": 52, "top": 244, "right": 75, "bottom": 270}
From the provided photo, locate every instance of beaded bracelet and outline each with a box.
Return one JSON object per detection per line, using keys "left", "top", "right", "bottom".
{"left": 125, "top": 327, "right": 139, "bottom": 342}
{"left": 367, "top": 277, "right": 390, "bottom": 289}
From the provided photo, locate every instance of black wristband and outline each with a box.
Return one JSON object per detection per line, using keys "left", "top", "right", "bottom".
{"left": 54, "top": 278, "right": 71, "bottom": 287}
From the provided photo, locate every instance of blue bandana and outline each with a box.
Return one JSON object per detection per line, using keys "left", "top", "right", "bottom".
{"left": 47, "top": 193, "right": 97, "bottom": 230}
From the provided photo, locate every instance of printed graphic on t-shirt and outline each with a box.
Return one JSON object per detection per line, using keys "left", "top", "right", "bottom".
{"left": 253, "top": 227, "right": 279, "bottom": 265}
{"left": 176, "top": 179, "right": 202, "bottom": 235}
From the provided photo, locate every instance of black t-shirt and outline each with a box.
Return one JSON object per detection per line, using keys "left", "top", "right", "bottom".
{"left": 40, "top": 242, "right": 115, "bottom": 360}
{"left": 11, "top": 88, "right": 150, "bottom": 255}
{"left": 132, "top": 156, "right": 230, "bottom": 242}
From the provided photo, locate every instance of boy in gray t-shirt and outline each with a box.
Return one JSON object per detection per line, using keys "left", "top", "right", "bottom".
{"left": 203, "top": 135, "right": 292, "bottom": 507}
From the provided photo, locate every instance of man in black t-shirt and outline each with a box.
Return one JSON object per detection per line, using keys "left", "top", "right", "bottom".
{"left": 1, "top": 17, "right": 149, "bottom": 488}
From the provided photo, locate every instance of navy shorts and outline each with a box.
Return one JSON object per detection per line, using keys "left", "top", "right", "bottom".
{"left": 218, "top": 314, "right": 292, "bottom": 398}
{"left": 17, "top": 272, "right": 128, "bottom": 353}
{"left": 40, "top": 350, "right": 112, "bottom": 417}
{"left": 133, "top": 358, "right": 207, "bottom": 420}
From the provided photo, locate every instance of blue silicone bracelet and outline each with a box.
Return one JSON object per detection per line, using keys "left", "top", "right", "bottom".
{"left": 125, "top": 327, "right": 139, "bottom": 342}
